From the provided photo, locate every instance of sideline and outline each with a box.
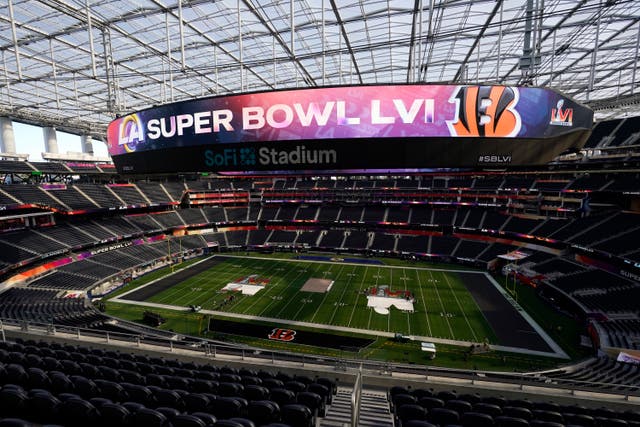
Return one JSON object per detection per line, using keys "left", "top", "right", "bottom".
{"left": 110, "top": 297, "right": 569, "bottom": 359}
{"left": 484, "top": 272, "right": 569, "bottom": 359}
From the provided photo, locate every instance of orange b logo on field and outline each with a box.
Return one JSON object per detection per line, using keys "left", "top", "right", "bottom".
{"left": 447, "top": 86, "right": 521, "bottom": 138}
{"left": 268, "top": 328, "right": 296, "bottom": 342}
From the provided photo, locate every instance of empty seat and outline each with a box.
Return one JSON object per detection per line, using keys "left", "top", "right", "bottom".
{"left": 172, "top": 414, "right": 207, "bottom": 427}
{"left": 69, "top": 375, "right": 98, "bottom": 399}
{"left": 154, "top": 389, "right": 183, "bottom": 410}
{"left": 396, "top": 403, "right": 428, "bottom": 423}
{"left": 247, "top": 400, "right": 280, "bottom": 425}
{"left": 121, "top": 383, "right": 154, "bottom": 406}
{"left": 214, "top": 420, "right": 246, "bottom": 427}
{"left": 393, "top": 393, "right": 417, "bottom": 409}
{"left": 419, "top": 396, "right": 444, "bottom": 410}
{"left": 244, "top": 384, "right": 269, "bottom": 401}
{"left": 26, "top": 368, "right": 49, "bottom": 389}
{"left": 0, "top": 387, "right": 28, "bottom": 417}
{"left": 563, "top": 413, "right": 595, "bottom": 427}
{"left": 210, "top": 396, "right": 244, "bottom": 419}
{"left": 281, "top": 403, "right": 313, "bottom": 427}
{"left": 427, "top": 407, "right": 460, "bottom": 425}
{"left": 531, "top": 410, "right": 563, "bottom": 424}
{"left": 503, "top": 406, "right": 532, "bottom": 420}
{"left": 270, "top": 388, "right": 296, "bottom": 407}
{"left": 284, "top": 381, "right": 306, "bottom": 393}
{"left": 27, "top": 392, "right": 60, "bottom": 424}
{"left": 226, "top": 418, "right": 255, "bottom": 427}
{"left": 155, "top": 406, "right": 181, "bottom": 422}
{"left": 183, "top": 393, "right": 211, "bottom": 413}
{"left": 218, "top": 382, "right": 244, "bottom": 397}
{"left": 403, "top": 421, "right": 437, "bottom": 427}
{"left": 446, "top": 399, "right": 473, "bottom": 414}
{"left": 307, "top": 383, "right": 330, "bottom": 405}
{"left": 474, "top": 402, "right": 503, "bottom": 417}
{"left": 58, "top": 398, "right": 99, "bottom": 427}
{"left": 462, "top": 411, "right": 495, "bottom": 427}
{"left": 191, "top": 412, "right": 217, "bottom": 426}
{"left": 133, "top": 407, "right": 170, "bottom": 427}
{"left": 4, "top": 365, "right": 28, "bottom": 387}
{"left": 495, "top": 416, "right": 530, "bottom": 427}
{"left": 296, "top": 391, "right": 323, "bottom": 417}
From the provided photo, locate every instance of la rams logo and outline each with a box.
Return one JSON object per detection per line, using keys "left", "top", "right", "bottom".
{"left": 118, "top": 113, "right": 145, "bottom": 153}
{"left": 268, "top": 328, "right": 296, "bottom": 342}
{"left": 447, "top": 86, "right": 521, "bottom": 137}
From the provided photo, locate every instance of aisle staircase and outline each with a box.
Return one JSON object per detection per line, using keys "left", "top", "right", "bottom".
{"left": 320, "top": 386, "right": 393, "bottom": 426}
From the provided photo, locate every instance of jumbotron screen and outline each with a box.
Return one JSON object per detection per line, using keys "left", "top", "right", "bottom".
{"left": 106, "top": 84, "right": 593, "bottom": 174}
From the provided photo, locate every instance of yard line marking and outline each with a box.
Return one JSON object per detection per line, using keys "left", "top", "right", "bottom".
{"left": 414, "top": 269, "right": 432, "bottom": 337}
{"left": 402, "top": 267, "right": 411, "bottom": 336}
{"left": 388, "top": 267, "right": 393, "bottom": 333}
{"left": 274, "top": 261, "right": 326, "bottom": 319}
{"left": 347, "top": 266, "right": 369, "bottom": 328}
{"left": 427, "top": 269, "right": 455, "bottom": 339}
{"left": 442, "top": 272, "right": 478, "bottom": 342}
{"left": 310, "top": 264, "right": 345, "bottom": 323}
{"left": 327, "top": 265, "right": 357, "bottom": 325}
{"left": 246, "top": 259, "right": 311, "bottom": 316}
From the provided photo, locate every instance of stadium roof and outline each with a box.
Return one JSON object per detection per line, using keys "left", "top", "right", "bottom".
{"left": 1, "top": 0, "right": 639, "bottom": 140}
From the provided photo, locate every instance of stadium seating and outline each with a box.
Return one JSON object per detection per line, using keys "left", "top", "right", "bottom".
{"left": 388, "top": 385, "right": 640, "bottom": 427}
{"left": 2, "top": 152, "right": 640, "bottom": 413}
{"left": 0, "top": 338, "right": 337, "bottom": 427}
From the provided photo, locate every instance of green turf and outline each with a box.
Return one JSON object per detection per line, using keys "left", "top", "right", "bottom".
{"left": 103, "top": 301, "right": 559, "bottom": 372}
{"left": 137, "top": 255, "right": 497, "bottom": 344}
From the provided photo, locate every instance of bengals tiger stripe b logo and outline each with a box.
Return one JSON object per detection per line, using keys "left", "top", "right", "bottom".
{"left": 268, "top": 328, "right": 296, "bottom": 342}
{"left": 447, "top": 86, "right": 521, "bottom": 137}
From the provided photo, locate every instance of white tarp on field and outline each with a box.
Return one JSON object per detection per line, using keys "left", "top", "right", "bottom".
{"left": 367, "top": 295, "right": 414, "bottom": 315}
{"left": 222, "top": 283, "right": 265, "bottom": 295}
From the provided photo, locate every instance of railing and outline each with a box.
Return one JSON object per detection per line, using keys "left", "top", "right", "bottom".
{"left": 351, "top": 367, "right": 362, "bottom": 426}
{"left": 1, "top": 317, "right": 639, "bottom": 403}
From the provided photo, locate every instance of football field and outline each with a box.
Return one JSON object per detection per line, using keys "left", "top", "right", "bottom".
{"left": 124, "top": 255, "right": 497, "bottom": 343}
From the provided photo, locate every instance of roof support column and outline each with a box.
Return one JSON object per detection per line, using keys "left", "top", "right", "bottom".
{"left": 43, "top": 127, "right": 58, "bottom": 155}
{"left": 496, "top": 0, "right": 503, "bottom": 82}
{"left": 81, "top": 135, "right": 94, "bottom": 155}
{"left": 417, "top": 0, "right": 423, "bottom": 82}
{"left": 587, "top": 2, "right": 602, "bottom": 101}
{"left": 165, "top": 13, "right": 174, "bottom": 102}
{"left": 272, "top": 36, "right": 277, "bottom": 88}
{"left": 102, "top": 27, "right": 118, "bottom": 115}
{"left": 178, "top": 0, "right": 186, "bottom": 71}
{"left": 86, "top": 0, "right": 97, "bottom": 78}
{"left": 238, "top": 0, "right": 244, "bottom": 91}
{"left": 0, "top": 117, "right": 16, "bottom": 154}
{"left": 49, "top": 40, "right": 60, "bottom": 109}
{"left": 321, "top": 0, "right": 325, "bottom": 86}
{"left": 631, "top": 23, "right": 640, "bottom": 95}
{"left": 7, "top": 0, "right": 22, "bottom": 81}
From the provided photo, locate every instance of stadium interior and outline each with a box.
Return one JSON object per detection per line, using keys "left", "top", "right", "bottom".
{"left": 1, "top": 1, "right": 640, "bottom": 426}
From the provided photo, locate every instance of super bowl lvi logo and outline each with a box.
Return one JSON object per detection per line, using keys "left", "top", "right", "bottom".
{"left": 550, "top": 99, "right": 574, "bottom": 127}
{"left": 447, "top": 86, "right": 521, "bottom": 137}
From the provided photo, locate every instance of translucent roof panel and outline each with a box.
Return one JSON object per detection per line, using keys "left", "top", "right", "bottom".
{"left": 0, "top": 0, "right": 638, "bottom": 140}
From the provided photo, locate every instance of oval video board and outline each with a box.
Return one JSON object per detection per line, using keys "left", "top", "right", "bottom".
{"left": 106, "top": 84, "right": 593, "bottom": 174}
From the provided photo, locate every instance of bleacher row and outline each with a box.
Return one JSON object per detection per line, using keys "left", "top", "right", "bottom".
{"left": 387, "top": 384, "right": 640, "bottom": 427}
{"left": 0, "top": 172, "right": 639, "bottom": 212}
{"left": 0, "top": 338, "right": 337, "bottom": 427}
{"left": 1, "top": 338, "right": 640, "bottom": 427}
{"left": 2, "top": 205, "right": 639, "bottom": 270}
